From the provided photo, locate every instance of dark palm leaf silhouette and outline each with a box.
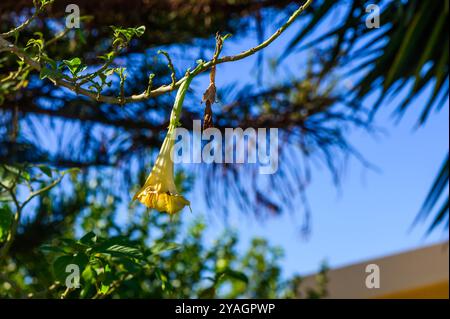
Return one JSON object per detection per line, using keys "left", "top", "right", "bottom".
{"left": 284, "top": 0, "right": 449, "bottom": 232}
{"left": 414, "top": 155, "right": 449, "bottom": 233}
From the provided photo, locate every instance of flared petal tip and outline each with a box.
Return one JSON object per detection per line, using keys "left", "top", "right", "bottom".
{"left": 134, "top": 189, "right": 190, "bottom": 215}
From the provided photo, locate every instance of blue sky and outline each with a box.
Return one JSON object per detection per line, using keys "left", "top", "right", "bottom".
{"left": 22, "top": 2, "right": 447, "bottom": 280}
{"left": 179, "top": 6, "right": 449, "bottom": 277}
{"left": 191, "top": 95, "right": 448, "bottom": 277}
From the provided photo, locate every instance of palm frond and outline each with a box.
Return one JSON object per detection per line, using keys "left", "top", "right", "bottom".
{"left": 414, "top": 155, "right": 449, "bottom": 233}
{"left": 284, "top": 0, "right": 449, "bottom": 233}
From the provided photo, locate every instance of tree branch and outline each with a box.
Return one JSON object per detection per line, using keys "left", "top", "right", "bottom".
{"left": 0, "top": 0, "right": 312, "bottom": 104}
{"left": 0, "top": 2, "right": 45, "bottom": 38}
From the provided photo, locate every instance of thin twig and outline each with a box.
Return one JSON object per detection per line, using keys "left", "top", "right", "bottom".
{"left": 60, "top": 287, "right": 74, "bottom": 299}
{"left": 21, "top": 174, "right": 66, "bottom": 208}
{"left": 0, "top": 171, "right": 70, "bottom": 259}
{"left": 0, "top": 3, "right": 43, "bottom": 38}
{"left": 45, "top": 28, "right": 71, "bottom": 48}
{"left": 158, "top": 50, "right": 177, "bottom": 88}
{"left": 77, "top": 49, "right": 119, "bottom": 85}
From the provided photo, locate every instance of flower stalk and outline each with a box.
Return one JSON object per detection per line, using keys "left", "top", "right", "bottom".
{"left": 133, "top": 71, "right": 196, "bottom": 215}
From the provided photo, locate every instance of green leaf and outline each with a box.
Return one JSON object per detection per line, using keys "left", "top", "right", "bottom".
{"left": 26, "top": 38, "right": 44, "bottom": 51}
{"left": 134, "top": 25, "right": 146, "bottom": 37}
{"left": 37, "top": 165, "right": 52, "bottom": 178}
{"left": 82, "top": 264, "right": 96, "bottom": 282}
{"left": 150, "top": 242, "right": 180, "bottom": 255}
{"left": 53, "top": 253, "right": 88, "bottom": 282}
{"left": 80, "top": 265, "right": 96, "bottom": 298}
{"left": 96, "top": 244, "right": 142, "bottom": 259}
{"left": 79, "top": 231, "right": 97, "bottom": 246}
{"left": 39, "top": 67, "right": 50, "bottom": 80}
{"left": 154, "top": 269, "right": 170, "bottom": 291}
{"left": 120, "top": 258, "right": 142, "bottom": 273}
{"left": 39, "top": 65, "right": 61, "bottom": 80}
{"left": 62, "top": 57, "right": 86, "bottom": 76}
{"left": 99, "top": 263, "right": 114, "bottom": 295}
{"left": 62, "top": 57, "right": 81, "bottom": 69}
{"left": 0, "top": 164, "right": 23, "bottom": 190}
{"left": 60, "top": 238, "right": 89, "bottom": 252}
{"left": 0, "top": 193, "right": 12, "bottom": 202}
{"left": 40, "top": 244, "right": 67, "bottom": 254}
{"left": 21, "top": 171, "right": 30, "bottom": 181}
{"left": 110, "top": 25, "right": 146, "bottom": 45}
{"left": 2, "top": 164, "right": 20, "bottom": 175}
{"left": 94, "top": 237, "right": 144, "bottom": 259}
{"left": 217, "top": 269, "right": 249, "bottom": 284}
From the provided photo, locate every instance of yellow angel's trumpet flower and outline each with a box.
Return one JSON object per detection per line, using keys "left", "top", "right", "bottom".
{"left": 132, "top": 127, "right": 190, "bottom": 214}
{"left": 133, "top": 70, "right": 196, "bottom": 215}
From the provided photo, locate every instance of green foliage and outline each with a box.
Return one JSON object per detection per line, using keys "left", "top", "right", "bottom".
{"left": 0, "top": 1, "right": 335, "bottom": 299}
{"left": 43, "top": 233, "right": 148, "bottom": 298}
{"left": 111, "top": 25, "right": 146, "bottom": 48}
{"left": 0, "top": 164, "right": 326, "bottom": 299}
{"left": 61, "top": 58, "right": 87, "bottom": 77}
{"left": 26, "top": 33, "right": 44, "bottom": 52}
{"left": 0, "top": 57, "right": 31, "bottom": 105}
{"left": 0, "top": 163, "right": 77, "bottom": 251}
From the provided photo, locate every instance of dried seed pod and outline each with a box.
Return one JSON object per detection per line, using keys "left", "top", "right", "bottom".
{"left": 202, "top": 82, "right": 216, "bottom": 130}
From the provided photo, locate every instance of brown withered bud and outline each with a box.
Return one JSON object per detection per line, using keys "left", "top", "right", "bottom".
{"left": 202, "top": 82, "right": 216, "bottom": 130}
{"left": 201, "top": 33, "right": 223, "bottom": 131}
{"left": 202, "top": 82, "right": 216, "bottom": 106}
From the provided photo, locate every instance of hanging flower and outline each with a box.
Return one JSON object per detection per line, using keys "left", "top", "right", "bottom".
{"left": 133, "top": 127, "right": 190, "bottom": 214}
{"left": 133, "top": 71, "right": 196, "bottom": 215}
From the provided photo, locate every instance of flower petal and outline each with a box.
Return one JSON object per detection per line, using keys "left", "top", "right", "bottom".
{"left": 135, "top": 188, "right": 190, "bottom": 215}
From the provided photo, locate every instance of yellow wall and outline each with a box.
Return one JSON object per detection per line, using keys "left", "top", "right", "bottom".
{"left": 376, "top": 281, "right": 449, "bottom": 299}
